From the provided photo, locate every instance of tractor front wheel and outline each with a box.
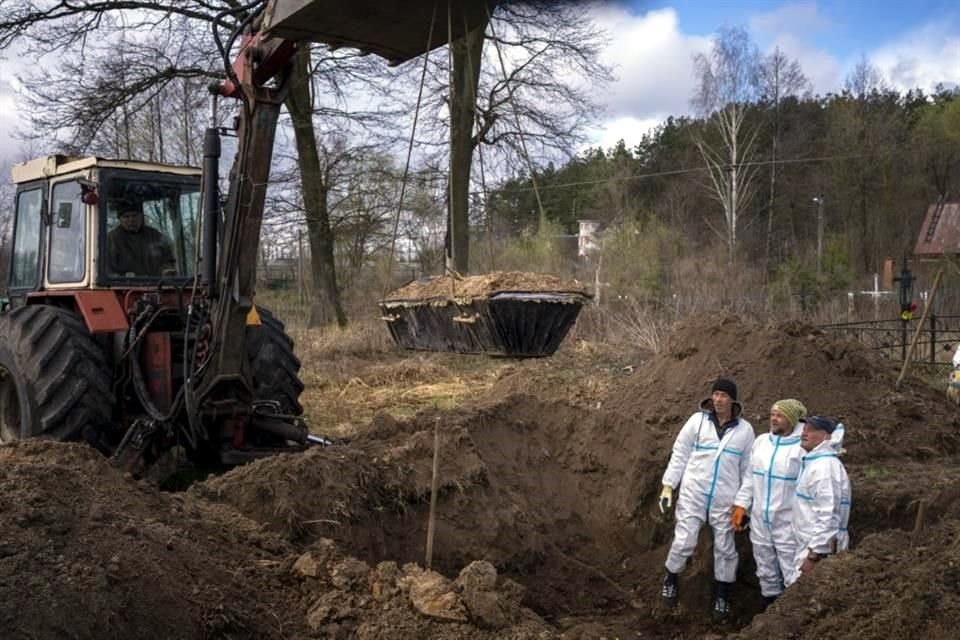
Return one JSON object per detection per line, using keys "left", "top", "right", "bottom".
{"left": 0, "top": 305, "right": 114, "bottom": 444}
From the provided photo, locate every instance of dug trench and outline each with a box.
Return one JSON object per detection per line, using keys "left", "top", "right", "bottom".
{"left": 192, "top": 315, "right": 960, "bottom": 637}
{"left": 3, "top": 315, "right": 960, "bottom": 639}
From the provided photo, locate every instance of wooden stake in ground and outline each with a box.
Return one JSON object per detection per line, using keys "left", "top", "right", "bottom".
{"left": 896, "top": 267, "right": 945, "bottom": 390}
{"left": 425, "top": 418, "right": 441, "bottom": 569}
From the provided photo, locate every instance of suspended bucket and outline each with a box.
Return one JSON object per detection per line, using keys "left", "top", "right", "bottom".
{"left": 379, "top": 271, "right": 591, "bottom": 357}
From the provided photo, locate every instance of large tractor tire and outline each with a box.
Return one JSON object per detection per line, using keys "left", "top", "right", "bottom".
{"left": 246, "top": 307, "right": 304, "bottom": 416}
{"left": 0, "top": 305, "right": 114, "bottom": 444}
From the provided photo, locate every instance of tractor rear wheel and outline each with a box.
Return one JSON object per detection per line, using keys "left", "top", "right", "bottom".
{"left": 246, "top": 307, "right": 304, "bottom": 416}
{"left": 0, "top": 305, "right": 114, "bottom": 444}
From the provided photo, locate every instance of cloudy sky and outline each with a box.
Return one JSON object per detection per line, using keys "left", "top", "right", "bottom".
{"left": 1, "top": 0, "right": 959, "bottom": 163}
{"left": 587, "top": 0, "right": 960, "bottom": 148}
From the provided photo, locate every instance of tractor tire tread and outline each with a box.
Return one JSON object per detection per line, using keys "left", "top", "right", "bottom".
{"left": 3, "top": 305, "right": 114, "bottom": 441}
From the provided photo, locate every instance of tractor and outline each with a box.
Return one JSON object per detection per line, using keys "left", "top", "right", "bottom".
{"left": 0, "top": 0, "right": 494, "bottom": 472}
{"left": 0, "top": 156, "right": 306, "bottom": 470}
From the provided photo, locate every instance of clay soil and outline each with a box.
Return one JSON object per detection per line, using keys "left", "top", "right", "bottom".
{"left": 2, "top": 314, "right": 959, "bottom": 639}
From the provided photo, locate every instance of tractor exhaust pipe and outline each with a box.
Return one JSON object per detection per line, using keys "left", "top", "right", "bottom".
{"left": 202, "top": 87, "right": 221, "bottom": 294}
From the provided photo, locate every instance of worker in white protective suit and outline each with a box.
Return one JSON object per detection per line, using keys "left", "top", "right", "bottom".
{"left": 947, "top": 344, "right": 960, "bottom": 405}
{"left": 732, "top": 398, "right": 807, "bottom": 609}
{"left": 658, "top": 378, "right": 755, "bottom": 621}
{"left": 785, "top": 415, "right": 851, "bottom": 586}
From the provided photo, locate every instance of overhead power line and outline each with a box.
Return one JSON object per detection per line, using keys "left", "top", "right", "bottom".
{"left": 474, "top": 148, "right": 922, "bottom": 196}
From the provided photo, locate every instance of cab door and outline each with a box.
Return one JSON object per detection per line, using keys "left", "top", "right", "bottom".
{"left": 5, "top": 181, "right": 46, "bottom": 308}
{"left": 46, "top": 178, "right": 90, "bottom": 287}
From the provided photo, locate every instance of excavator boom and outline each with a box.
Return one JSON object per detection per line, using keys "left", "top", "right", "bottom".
{"left": 264, "top": 0, "right": 496, "bottom": 65}
{"left": 197, "top": 0, "right": 498, "bottom": 413}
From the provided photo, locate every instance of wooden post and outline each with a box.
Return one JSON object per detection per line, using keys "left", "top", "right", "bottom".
{"left": 297, "top": 230, "right": 305, "bottom": 306}
{"left": 425, "top": 418, "right": 441, "bottom": 569}
{"left": 896, "top": 267, "right": 945, "bottom": 390}
{"left": 913, "top": 500, "right": 927, "bottom": 532}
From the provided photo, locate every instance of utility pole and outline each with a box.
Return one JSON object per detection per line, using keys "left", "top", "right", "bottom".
{"left": 812, "top": 195, "right": 825, "bottom": 276}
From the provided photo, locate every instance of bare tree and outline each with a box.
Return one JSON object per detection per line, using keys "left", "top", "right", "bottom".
{"left": 844, "top": 55, "right": 887, "bottom": 99}
{"left": 691, "top": 26, "right": 762, "bottom": 263}
{"left": 0, "top": 0, "right": 405, "bottom": 327}
{"left": 1, "top": 2, "right": 226, "bottom": 158}
{"left": 0, "top": 158, "right": 15, "bottom": 291}
{"left": 757, "top": 47, "right": 810, "bottom": 266}
{"left": 410, "top": 0, "right": 612, "bottom": 274}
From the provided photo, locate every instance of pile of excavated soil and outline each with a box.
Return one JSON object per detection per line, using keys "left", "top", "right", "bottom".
{"left": 0, "top": 441, "right": 300, "bottom": 640}
{"left": 595, "top": 315, "right": 960, "bottom": 464}
{"left": 737, "top": 519, "right": 960, "bottom": 640}
{"left": 383, "top": 271, "right": 588, "bottom": 301}
{"left": 0, "top": 441, "right": 558, "bottom": 640}
{"left": 283, "top": 537, "right": 553, "bottom": 639}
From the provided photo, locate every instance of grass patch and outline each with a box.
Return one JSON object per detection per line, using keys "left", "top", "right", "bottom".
{"left": 862, "top": 464, "right": 893, "bottom": 481}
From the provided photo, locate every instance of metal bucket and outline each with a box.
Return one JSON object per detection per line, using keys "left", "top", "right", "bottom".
{"left": 379, "top": 290, "right": 590, "bottom": 357}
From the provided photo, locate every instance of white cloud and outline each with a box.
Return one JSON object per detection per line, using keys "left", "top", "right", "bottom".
{"left": 589, "top": 115, "right": 663, "bottom": 151}
{"left": 0, "top": 63, "right": 23, "bottom": 162}
{"left": 750, "top": 1, "right": 830, "bottom": 35}
{"left": 587, "top": 5, "right": 710, "bottom": 148}
{"left": 767, "top": 32, "right": 843, "bottom": 94}
{"left": 747, "top": 1, "right": 842, "bottom": 94}
{"left": 868, "top": 21, "right": 960, "bottom": 92}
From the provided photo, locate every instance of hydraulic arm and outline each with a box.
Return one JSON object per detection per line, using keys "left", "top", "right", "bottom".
{"left": 193, "top": 0, "right": 496, "bottom": 412}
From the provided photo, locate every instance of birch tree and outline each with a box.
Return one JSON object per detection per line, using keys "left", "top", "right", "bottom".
{"left": 691, "top": 26, "right": 762, "bottom": 263}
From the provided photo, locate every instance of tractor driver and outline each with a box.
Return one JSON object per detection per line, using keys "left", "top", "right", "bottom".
{"left": 107, "top": 205, "right": 177, "bottom": 277}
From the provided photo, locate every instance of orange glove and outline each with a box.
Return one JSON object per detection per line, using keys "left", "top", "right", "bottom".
{"left": 732, "top": 506, "right": 748, "bottom": 532}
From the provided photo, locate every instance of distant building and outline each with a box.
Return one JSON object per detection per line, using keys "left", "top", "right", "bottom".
{"left": 914, "top": 196, "right": 960, "bottom": 258}
{"left": 578, "top": 220, "right": 602, "bottom": 259}
{"left": 259, "top": 257, "right": 298, "bottom": 289}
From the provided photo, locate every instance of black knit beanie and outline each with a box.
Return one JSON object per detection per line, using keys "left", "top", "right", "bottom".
{"left": 711, "top": 378, "right": 738, "bottom": 401}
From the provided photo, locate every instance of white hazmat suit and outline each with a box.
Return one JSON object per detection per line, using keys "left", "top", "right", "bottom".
{"left": 734, "top": 424, "right": 805, "bottom": 596}
{"left": 662, "top": 400, "right": 755, "bottom": 583}
{"left": 786, "top": 424, "right": 851, "bottom": 585}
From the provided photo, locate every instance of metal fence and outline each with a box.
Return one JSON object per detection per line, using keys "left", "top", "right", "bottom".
{"left": 819, "top": 314, "right": 960, "bottom": 377}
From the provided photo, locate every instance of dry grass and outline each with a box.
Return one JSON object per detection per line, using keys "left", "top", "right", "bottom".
{"left": 291, "top": 320, "right": 505, "bottom": 438}
{"left": 289, "top": 318, "right": 397, "bottom": 361}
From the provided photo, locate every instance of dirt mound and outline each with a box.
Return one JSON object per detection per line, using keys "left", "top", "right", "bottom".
{"left": 196, "top": 394, "right": 705, "bottom": 632}
{"left": 383, "top": 271, "right": 588, "bottom": 300}
{"left": 283, "top": 537, "right": 554, "bottom": 639}
{"left": 0, "top": 441, "right": 560, "bottom": 640}
{"left": 0, "top": 441, "right": 301, "bottom": 640}
{"left": 738, "top": 519, "right": 960, "bottom": 640}
{"left": 601, "top": 314, "right": 960, "bottom": 463}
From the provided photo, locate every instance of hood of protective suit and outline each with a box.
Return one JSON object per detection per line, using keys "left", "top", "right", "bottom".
{"left": 829, "top": 421, "right": 847, "bottom": 453}
{"left": 805, "top": 422, "right": 846, "bottom": 455}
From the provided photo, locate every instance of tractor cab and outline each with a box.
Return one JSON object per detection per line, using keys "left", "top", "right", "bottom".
{"left": 7, "top": 155, "right": 201, "bottom": 307}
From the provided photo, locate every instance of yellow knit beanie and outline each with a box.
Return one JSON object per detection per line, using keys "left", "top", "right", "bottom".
{"left": 772, "top": 398, "right": 806, "bottom": 427}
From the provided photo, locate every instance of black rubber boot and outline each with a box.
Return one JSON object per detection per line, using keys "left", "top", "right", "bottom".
{"left": 762, "top": 594, "right": 778, "bottom": 611}
{"left": 712, "top": 580, "right": 733, "bottom": 621}
{"left": 660, "top": 571, "right": 679, "bottom": 607}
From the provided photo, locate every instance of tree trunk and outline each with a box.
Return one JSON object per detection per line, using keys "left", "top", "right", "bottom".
{"left": 284, "top": 48, "right": 347, "bottom": 328}
{"left": 765, "top": 108, "right": 778, "bottom": 271}
{"left": 448, "top": 21, "right": 488, "bottom": 275}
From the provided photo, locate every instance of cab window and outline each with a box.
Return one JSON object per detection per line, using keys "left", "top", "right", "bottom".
{"left": 103, "top": 175, "right": 198, "bottom": 278}
{"left": 9, "top": 188, "right": 43, "bottom": 289}
{"left": 48, "top": 180, "right": 87, "bottom": 284}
